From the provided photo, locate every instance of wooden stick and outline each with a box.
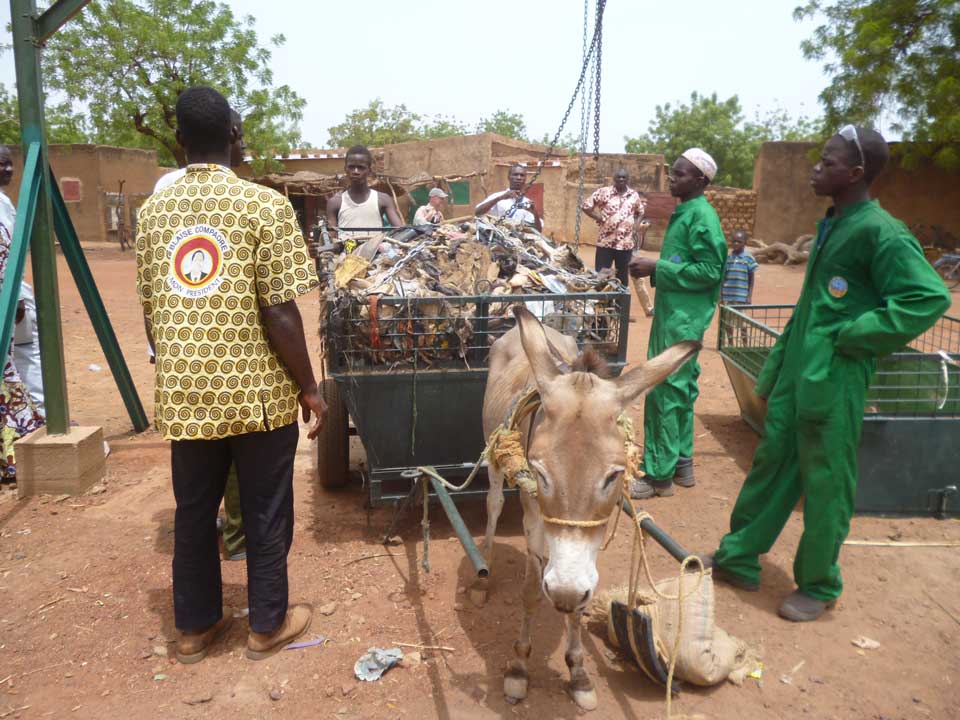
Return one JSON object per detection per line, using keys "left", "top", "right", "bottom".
{"left": 843, "top": 540, "right": 960, "bottom": 547}
{"left": 392, "top": 642, "right": 455, "bottom": 652}
{"left": 924, "top": 590, "right": 960, "bottom": 628}
{"left": 32, "top": 595, "right": 65, "bottom": 613}
{"left": 21, "top": 660, "right": 70, "bottom": 678}
{"left": 343, "top": 553, "right": 395, "bottom": 566}
{"left": 0, "top": 706, "right": 30, "bottom": 719}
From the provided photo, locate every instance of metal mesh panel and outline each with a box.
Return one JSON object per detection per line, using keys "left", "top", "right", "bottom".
{"left": 717, "top": 304, "right": 960, "bottom": 419}
{"left": 326, "top": 290, "right": 631, "bottom": 373}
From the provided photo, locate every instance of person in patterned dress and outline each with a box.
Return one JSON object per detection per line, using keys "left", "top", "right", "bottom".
{"left": 136, "top": 87, "right": 325, "bottom": 663}
{"left": 0, "top": 145, "right": 45, "bottom": 482}
{"left": 582, "top": 169, "right": 647, "bottom": 286}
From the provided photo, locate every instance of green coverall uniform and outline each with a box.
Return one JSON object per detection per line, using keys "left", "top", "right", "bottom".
{"left": 714, "top": 200, "right": 951, "bottom": 601}
{"left": 643, "top": 195, "right": 728, "bottom": 483}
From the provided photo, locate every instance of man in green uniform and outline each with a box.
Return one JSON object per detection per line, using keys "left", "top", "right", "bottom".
{"left": 628, "top": 148, "right": 728, "bottom": 498}
{"left": 706, "top": 127, "right": 951, "bottom": 622}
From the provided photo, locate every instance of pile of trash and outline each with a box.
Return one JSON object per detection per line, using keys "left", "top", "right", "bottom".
{"left": 319, "top": 216, "right": 628, "bottom": 370}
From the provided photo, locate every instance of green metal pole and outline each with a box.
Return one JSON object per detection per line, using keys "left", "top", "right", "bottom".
{"left": 10, "top": 0, "right": 71, "bottom": 435}
{"left": 49, "top": 173, "right": 149, "bottom": 432}
{"left": 427, "top": 475, "right": 489, "bottom": 578}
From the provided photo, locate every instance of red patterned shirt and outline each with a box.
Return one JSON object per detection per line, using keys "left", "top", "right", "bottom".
{"left": 582, "top": 186, "right": 645, "bottom": 250}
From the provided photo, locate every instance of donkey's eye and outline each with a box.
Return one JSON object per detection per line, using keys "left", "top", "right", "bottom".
{"left": 603, "top": 471, "right": 622, "bottom": 490}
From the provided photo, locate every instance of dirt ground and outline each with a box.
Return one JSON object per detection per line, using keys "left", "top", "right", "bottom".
{"left": 1, "top": 246, "right": 959, "bottom": 720}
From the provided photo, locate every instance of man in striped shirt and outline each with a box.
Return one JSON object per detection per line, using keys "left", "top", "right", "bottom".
{"left": 721, "top": 230, "right": 758, "bottom": 305}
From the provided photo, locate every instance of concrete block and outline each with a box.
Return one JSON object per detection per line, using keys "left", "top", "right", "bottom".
{"left": 16, "top": 426, "right": 106, "bottom": 498}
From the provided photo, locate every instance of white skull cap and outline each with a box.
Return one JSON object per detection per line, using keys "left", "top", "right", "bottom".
{"left": 680, "top": 148, "right": 717, "bottom": 181}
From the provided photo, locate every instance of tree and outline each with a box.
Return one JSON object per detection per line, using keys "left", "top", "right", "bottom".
{"left": 477, "top": 110, "right": 527, "bottom": 141}
{"left": 0, "top": 84, "right": 90, "bottom": 145}
{"left": 327, "top": 99, "right": 424, "bottom": 148}
{"left": 328, "top": 102, "right": 538, "bottom": 147}
{"left": 795, "top": 0, "right": 960, "bottom": 169}
{"left": 42, "top": 0, "right": 306, "bottom": 170}
{"left": 624, "top": 92, "right": 821, "bottom": 187}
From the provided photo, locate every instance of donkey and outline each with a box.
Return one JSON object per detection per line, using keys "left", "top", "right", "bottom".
{"left": 476, "top": 307, "right": 698, "bottom": 710}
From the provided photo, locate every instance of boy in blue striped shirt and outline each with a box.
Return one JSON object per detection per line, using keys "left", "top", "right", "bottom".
{"left": 721, "top": 230, "right": 758, "bottom": 304}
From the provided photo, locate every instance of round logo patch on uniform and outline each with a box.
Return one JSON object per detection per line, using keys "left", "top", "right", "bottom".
{"left": 670, "top": 254, "right": 682, "bottom": 263}
{"left": 828, "top": 276, "right": 848, "bottom": 298}
{"left": 167, "top": 224, "right": 230, "bottom": 298}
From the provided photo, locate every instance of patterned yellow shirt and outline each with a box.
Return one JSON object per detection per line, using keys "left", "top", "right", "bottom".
{"left": 136, "top": 165, "right": 318, "bottom": 441}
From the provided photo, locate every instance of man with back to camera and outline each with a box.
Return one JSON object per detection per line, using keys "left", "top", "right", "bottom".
{"left": 704, "top": 126, "right": 950, "bottom": 622}
{"left": 136, "top": 86, "right": 326, "bottom": 663}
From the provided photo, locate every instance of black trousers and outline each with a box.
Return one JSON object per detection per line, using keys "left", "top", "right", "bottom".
{"left": 171, "top": 421, "right": 298, "bottom": 634}
{"left": 595, "top": 246, "right": 633, "bottom": 285}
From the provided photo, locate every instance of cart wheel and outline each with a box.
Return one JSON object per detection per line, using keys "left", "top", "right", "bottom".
{"left": 317, "top": 378, "right": 349, "bottom": 489}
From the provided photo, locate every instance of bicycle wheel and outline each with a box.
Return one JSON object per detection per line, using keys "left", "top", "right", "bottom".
{"left": 935, "top": 260, "right": 960, "bottom": 289}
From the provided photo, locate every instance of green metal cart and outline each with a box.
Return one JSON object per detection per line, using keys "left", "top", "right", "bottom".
{"left": 718, "top": 304, "right": 960, "bottom": 518}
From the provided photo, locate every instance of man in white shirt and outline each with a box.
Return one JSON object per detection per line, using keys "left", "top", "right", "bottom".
{"left": 474, "top": 164, "right": 543, "bottom": 231}
{"left": 414, "top": 187, "right": 448, "bottom": 225}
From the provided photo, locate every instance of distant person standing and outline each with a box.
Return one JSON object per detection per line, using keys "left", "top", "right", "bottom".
{"left": 474, "top": 164, "right": 543, "bottom": 231}
{"left": 414, "top": 187, "right": 448, "bottom": 225}
{"left": 310, "top": 145, "right": 403, "bottom": 256}
{"left": 720, "top": 230, "right": 758, "bottom": 306}
{"left": 137, "top": 86, "right": 324, "bottom": 663}
{"left": 0, "top": 145, "right": 45, "bottom": 482}
{"left": 13, "top": 282, "right": 43, "bottom": 414}
{"left": 581, "top": 169, "right": 646, "bottom": 286}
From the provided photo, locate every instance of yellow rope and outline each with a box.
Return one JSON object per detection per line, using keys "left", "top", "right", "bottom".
{"left": 420, "top": 385, "right": 705, "bottom": 718}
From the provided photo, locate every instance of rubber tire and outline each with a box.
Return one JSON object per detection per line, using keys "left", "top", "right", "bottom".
{"left": 934, "top": 260, "right": 960, "bottom": 289}
{"left": 317, "top": 378, "right": 349, "bottom": 488}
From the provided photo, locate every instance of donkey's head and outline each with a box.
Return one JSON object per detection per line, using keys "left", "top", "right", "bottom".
{"left": 513, "top": 307, "right": 699, "bottom": 613}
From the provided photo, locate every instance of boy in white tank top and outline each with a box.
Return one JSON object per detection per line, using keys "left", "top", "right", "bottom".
{"left": 309, "top": 145, "right": 403, "bottom": 256}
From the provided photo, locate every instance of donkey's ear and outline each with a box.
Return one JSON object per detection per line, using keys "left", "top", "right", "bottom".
{"left": 614, "top": 340, "right": 700, "bottom": 406}
{"left": 513, "top": 305, "right": 561, "bottom": 390}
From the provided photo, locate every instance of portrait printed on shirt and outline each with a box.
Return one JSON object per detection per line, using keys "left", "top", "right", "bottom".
{"left": 167, "top": 224, "right": 230, "bottom": 298}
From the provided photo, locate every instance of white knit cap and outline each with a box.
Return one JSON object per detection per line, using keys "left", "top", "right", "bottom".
{"left": 680, "top": 148, "right": 717, "bottom": 181}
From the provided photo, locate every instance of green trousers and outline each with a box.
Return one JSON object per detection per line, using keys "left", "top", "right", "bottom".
{"left": 714, "top": 361, "right": 866, "bottom": 601}
{"left": 641, "top": 355, "right": 700, "bottom": 482}
{"left": 222, "top": 465, "right": 245, "bottom": 557}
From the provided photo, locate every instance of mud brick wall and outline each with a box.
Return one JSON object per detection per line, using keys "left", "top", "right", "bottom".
{"left": 705, "top": 186, "right": 757, "bottom": 241}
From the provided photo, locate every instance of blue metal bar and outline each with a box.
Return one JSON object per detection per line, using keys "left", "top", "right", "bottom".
{"left": 0, "top": 142, "right": 41, "bottom": 361}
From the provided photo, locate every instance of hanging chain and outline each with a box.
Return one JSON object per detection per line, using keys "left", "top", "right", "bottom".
{"left": 494, "top": 0, "right": 607, "bottom": 228}
{"left": 593, "top": 0, "right": 603, "bottom": 168}
{"left": 573, "top": 0, "right": 591, "bottom": 248}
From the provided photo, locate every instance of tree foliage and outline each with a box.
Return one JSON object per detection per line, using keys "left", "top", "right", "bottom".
{"left": 42, "top": 0, "right": 306, "bottom": 170}
{"left": 0, "top": 84, "right": 90, "bottom": 146}
{"left": 328, "top": 101, "right": 564, "bottom": 149}
{"left": 624, "top": 92, "right": 821, "bottom": 188}
{"left": 795, "top": 0, "right": 960, "bottom": 169}
{"left": 477, "top": 110, "right": 527, "bottom": 140}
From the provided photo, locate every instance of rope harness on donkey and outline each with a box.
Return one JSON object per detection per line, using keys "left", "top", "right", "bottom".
{"left": 418, "top": 387, "right": 705, "bottom": 718}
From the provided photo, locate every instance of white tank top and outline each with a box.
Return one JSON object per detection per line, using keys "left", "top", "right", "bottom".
{"left": 337, "top": 188, "right": 382, "bottom": 243}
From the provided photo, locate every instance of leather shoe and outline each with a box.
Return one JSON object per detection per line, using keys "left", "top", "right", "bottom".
{"left": 778, "top": 590, "right": 835, "bottom": 622}
{"left": 246, "top": 603, "right": 313, "bottom": 661}
{"left": 176, "top": 607, "right": 234, "bottom": 664}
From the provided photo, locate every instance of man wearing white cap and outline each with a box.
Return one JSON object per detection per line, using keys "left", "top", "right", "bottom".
{"left": 628, "top": 148, "right": 728, "bottom": 498}
{"left": 414, "top": 187, "right": 448, "bottom": 225}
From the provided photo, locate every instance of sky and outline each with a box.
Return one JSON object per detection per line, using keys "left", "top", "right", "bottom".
{"left": 0, "top": 0, "right": 833, "bottom": 152}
